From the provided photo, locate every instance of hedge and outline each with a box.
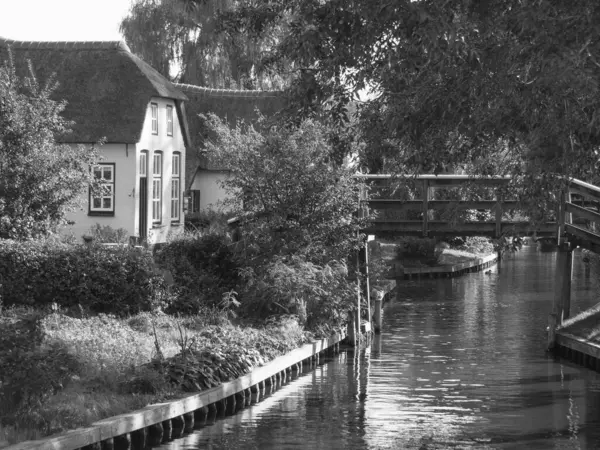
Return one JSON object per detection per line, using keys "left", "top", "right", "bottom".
{"left": 0, "top": 240, "right": 169, "bottom": 315}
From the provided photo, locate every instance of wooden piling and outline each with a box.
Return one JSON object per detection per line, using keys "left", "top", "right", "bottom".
{"left": 373, "top": 290, "right": 383, "bottom": 334}
{"left": 114, "top": 434, "right": 131, "bottom": 450}
{"left": 548, "top": 242, "right": 573, "bottom": 349}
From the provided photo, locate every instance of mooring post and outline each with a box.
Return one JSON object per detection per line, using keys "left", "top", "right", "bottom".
{"left": 548, "top": 242, "right": 573, "bottom": 349}
{"left": 347, "top": 310, "right": 357, "bottom": 346}
{"left": 373, "top": 289, "right": 384, "bottom": 334}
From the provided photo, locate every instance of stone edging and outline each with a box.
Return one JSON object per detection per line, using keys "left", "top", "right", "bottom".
{"left": 6, "top": 332, "right": 346, "bottom": 450}
{"left": 401, "top": 253, "right": 498, "bottom": 279}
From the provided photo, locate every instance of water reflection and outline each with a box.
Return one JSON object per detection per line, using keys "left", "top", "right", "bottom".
{"left": 158, "top": 247, "right": 600, "bottom": 449}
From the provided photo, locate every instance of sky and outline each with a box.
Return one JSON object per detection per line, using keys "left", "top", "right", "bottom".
{"left": 0, "top": 0, "right": 132, "bottom": 42}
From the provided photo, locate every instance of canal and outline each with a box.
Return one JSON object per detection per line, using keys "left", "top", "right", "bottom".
{"left": 158, "top": 246, "right": 600, "bottom": 449}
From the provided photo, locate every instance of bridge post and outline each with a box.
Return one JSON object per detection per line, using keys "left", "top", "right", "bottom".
{"left": 548, "top": 242, "right": 573, "bottom": 349}
{"left": 422, "top": 179, "right": 429, "bottom": 237}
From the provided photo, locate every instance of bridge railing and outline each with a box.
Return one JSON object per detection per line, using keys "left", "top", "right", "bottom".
{"left": 560, "top": 178, "right": 600, "bottom": 252}
{"left": 355, "top": 174, "right": 556, "bottom": 238}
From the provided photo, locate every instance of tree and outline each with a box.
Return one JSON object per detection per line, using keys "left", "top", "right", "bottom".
{"left": 219, "top": 0, "right": 600, "bottom": 213}
{"left": 120, "top": 0, "right": 290, "bottom": 89}
{"left": 204, "top": 115, "right": 367, "bottom": 263}
{"left": 0, "top": 55, "right": 99, "bottom": 239}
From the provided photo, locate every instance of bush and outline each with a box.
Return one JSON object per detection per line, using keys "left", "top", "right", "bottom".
{"left": 154, "top": 231, "right": 240, "bottom": 313}
{"left": 395, "top": 237, "right": 442, "bottom": 265}
{"left": 0, "top": 310, "right": 81, "bottom": 419}
{"left": 446, "top": 236, "right": 494, "bottom": 254}
{"left": 239, "top": 256, "right": 354, "bottom": 333}
{"left": 0, "top": 240, "right": 170, "bottom": 315}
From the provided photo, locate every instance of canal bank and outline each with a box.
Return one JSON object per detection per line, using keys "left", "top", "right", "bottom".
{"left": 6, "top": 333, "right": 346, "bottom": 450}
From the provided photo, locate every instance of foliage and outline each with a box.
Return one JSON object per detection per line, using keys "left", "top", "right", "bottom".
{"left": 205, "top": 115, "right": 367, "bottom": 264}
{"left": 0, "top": 240, "right": 170, "bottom": 315}
{"left": 153, "top": 231, "right": 240, "bottom": 313}
{"left": 120, "top": 0, "right": 289, "bottom": 89}
{"left": 0, "top": 53, "right": 99, "bottom": 240}
{"left": 395, "top": 237, "right": 442, "bottom": 266}
{"left": 220, "top": 0, "right": 600, "bottom": 214}
{"left": 446, "top": 236, "right": 494, "bottom": 255}
{"left": 239, "top": 256, "right": 354, "bottom": 332}
{"left": 0, "top": 310, "right": 81, "bottom": 422}
{"left": 85, "top": 224, "right": 129, "bottom": 244}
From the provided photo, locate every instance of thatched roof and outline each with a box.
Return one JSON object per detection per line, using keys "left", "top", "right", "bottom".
{"left": 175, "top": 83, "right": 286, "bottom": 183}
{"left": 0, "top": 38, "right": 189, "bottom": 145}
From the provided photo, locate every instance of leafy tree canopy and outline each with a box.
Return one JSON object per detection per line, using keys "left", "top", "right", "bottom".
{"left": 120, "top": 0, "right": 291, "bottom": 89}
{"left": 204, "top": 115, "right": 367, "bottom": 263}
{"left": 0, "top": 55, "right": 99, "bottom": 239}
{"left": 219, "top": 0, "right": 600, "bottom": 187}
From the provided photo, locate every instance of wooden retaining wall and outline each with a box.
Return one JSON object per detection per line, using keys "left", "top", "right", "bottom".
{"left": 554, "top": 331, "right": 600, "bottom": 373}
{"left": 7, "top": 333, "right": 346, "bottom": 450}
{"left": 400, "top": 253, "right": 498, "bottom": 280}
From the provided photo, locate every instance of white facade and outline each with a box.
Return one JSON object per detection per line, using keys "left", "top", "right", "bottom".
{"left": 189, "top": 169, "right": 232, "bottom": 212}
{"left": 62, "top": 97, "right": 186, "bottom": 244}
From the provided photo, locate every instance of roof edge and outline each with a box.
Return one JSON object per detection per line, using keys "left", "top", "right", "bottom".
{"left": 175, "top": 83, "right": 283, "bottom": 98}
{"left": 0, "top": 36, "right": 130, "bottom": 52}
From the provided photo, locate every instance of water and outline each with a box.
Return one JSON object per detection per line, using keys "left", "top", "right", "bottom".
{"left": 158, "top": 247, "right": 600, "bottom": 449}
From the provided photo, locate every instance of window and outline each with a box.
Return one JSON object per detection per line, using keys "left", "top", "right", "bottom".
{"left": 166, "top": 105, "right": 173, "bottom": 136}
{"left": 190, "top": 190, "right": 201, "bottom": 213}
{"left": 171, "top": 153, "right": 180, "bottom": 221}
{"left": 89, "top": 163, "right": 115, "bottom": 216}
{"left": 152, "top": 152, "right": 162, "bottom": 223}
{"left": 139, "top": 152, "right": 147, "bottom": 177}
{"left": 151, "top": 103, "right": 158, "bottom": 134}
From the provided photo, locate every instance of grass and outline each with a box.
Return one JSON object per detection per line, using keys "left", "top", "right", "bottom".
{"left": 0, "top": 308, "right": 310, "bottom": 448}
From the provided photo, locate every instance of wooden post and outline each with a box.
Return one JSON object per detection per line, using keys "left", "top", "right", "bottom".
{"left": 495, "top": 193, "right": 503, "bottom": 239}
{"left": 548, "top": 242, "right": 573, "bottom": 349}
{"left": 373, "top": 290, "right": 383, "bottom": 334}
{"left": 557, "top": 189, "right": 567, "bottom": 245}
{"left": 359, "top": 240, "right": 371, "bottom": 331}
{"left": 347, "top": 310, "right": 356, "bottom": 347}
{"left": 422, "top": 179, "right": 429, "bottom": 237}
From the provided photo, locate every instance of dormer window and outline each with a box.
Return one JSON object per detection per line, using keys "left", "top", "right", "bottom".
{"left": 167, "top": 105, "right": 173, "bottom": 136}
{"left": 151, "top": 103, "right": 158, "bottom": 134}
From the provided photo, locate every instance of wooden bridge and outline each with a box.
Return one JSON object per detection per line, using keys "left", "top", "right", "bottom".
{"left": 358, "top": 174, "right": 600, "bottom": 367}
{"left": 357, "top": 174, "right": 600, "bottom": 249}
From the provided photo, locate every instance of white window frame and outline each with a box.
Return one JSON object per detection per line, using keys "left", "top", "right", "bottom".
{"left": 90, "top": 163, "right": 115, "bottom": 215}
{"left": 152, "top": 152, "right": 162, "bottom": 224}
{"left": 171, "top": 153, "right": 181, "bottom": 222}
{"left": 151, "top": 103, "right": 158, "bottom": 135}
{"left": 166, "top": 105, "right": 174, "bottom": 136}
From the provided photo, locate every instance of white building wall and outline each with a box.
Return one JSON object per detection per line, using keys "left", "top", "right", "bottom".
{"left": 62, "top": 143, "right": 137, "bottom": 241}
{"left": 136, "top": 97, "right": 186, "bottom": 244}
{"left": 62, "top": 97, "right": 186, "bottom": 245}
{"left": 189, "top": 169, "right": 233, "bottom": 211}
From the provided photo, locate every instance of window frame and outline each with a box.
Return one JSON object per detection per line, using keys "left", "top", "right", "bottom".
{"left": 190, "top": 189, "right": 201, "bottom": 213}
{"left": 151, "top": 103, "right": 158, "bottom": 135}
{"left": 152, "top": 151, "right": 163, "bottom": 225}
{"left": 88, "top": 163, "right": 116, "bottom": 217}
{"left": 166, "top": 105, "right": 174, "bottom": 137}
{"left": 171, "top": 152, "right": 181, "bottom": 222}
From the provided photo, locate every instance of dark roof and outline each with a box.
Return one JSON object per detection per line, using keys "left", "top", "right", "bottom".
{"left": 0, "top": 37, "right": 188, "bottom": 144}
{"left": 175, "top": 83, "right": 286, "bottom": 179}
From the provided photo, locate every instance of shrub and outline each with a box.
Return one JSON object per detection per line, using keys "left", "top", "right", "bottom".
{"left": 0, "top": 311, "right": 81, "bottom": 419}
{"left": 154, "top": 231, "right": 240, "bottom": 313}
{"left": 395, "top": 237, "right": 442, "bottom": 265}
{"left": 0, "top": 240, "right": 169, "bottom": 315}
{"left": 85, "top": 224, "right": 129, "bottom": 244}
{"left": 446, "top": 236, "right": 494, "bottom": 254}
{"left": 239, "top": 256, "right": 354, "bottom": 333}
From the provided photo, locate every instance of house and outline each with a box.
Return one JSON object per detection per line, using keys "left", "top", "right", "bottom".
{"left": 0, "top": 38, "right": 190, "bottom": 244}
{"left": 174, "top": 83, "right": 285, "bottom": 215}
